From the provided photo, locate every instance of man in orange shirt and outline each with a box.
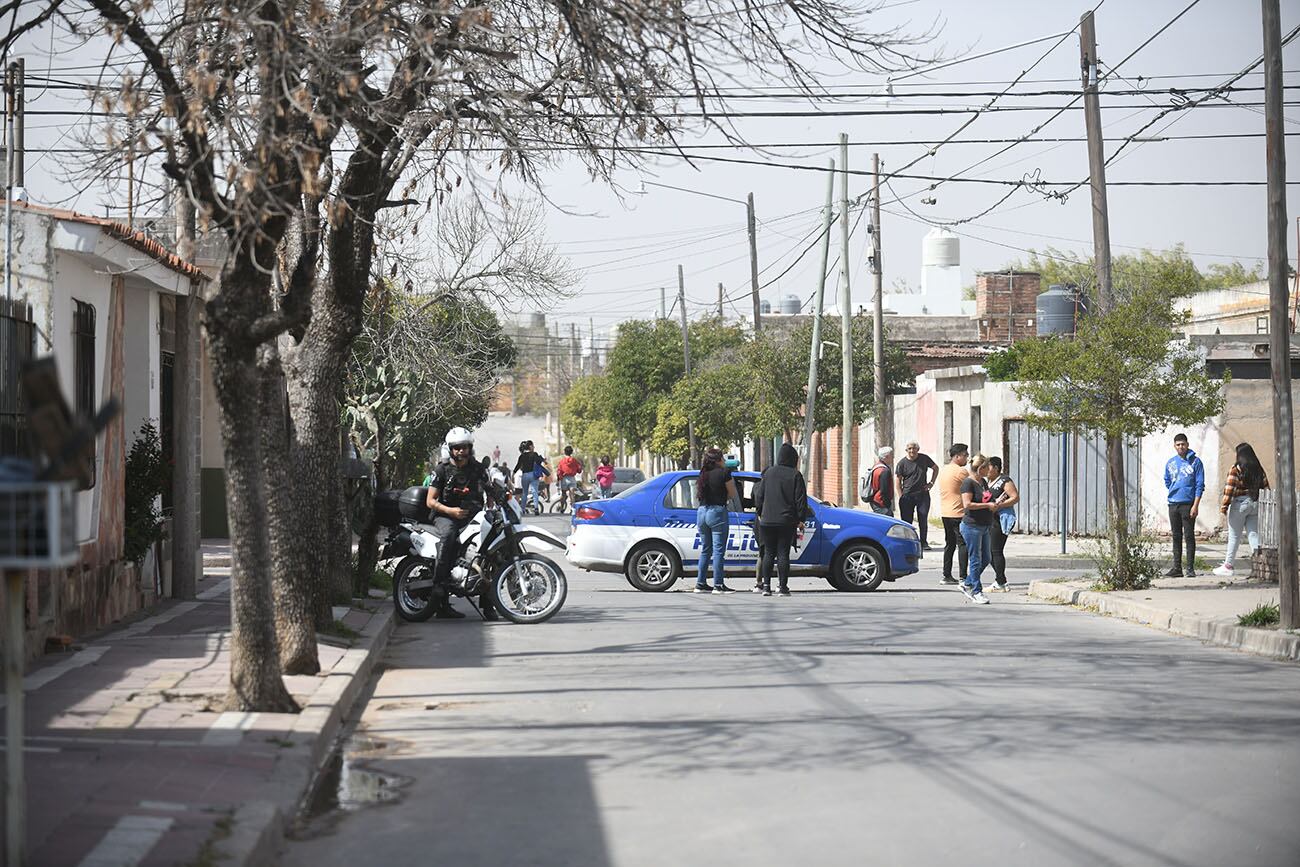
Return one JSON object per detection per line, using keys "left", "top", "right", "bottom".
{"left": 936, "top": 443, "right": 970, "bottom": 585}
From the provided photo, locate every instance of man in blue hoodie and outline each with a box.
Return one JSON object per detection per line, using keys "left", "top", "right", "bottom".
{"left": 1164, "top": 432, "right": 1205, "bottom": 577}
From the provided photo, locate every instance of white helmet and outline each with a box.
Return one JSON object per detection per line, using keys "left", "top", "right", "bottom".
{"left": 445, "top": 427, "right": 474, "bottom": 448}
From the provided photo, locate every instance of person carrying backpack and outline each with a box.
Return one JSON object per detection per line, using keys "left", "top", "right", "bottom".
{"left": 860, "top": 446, "right": 895, "bottom": 516}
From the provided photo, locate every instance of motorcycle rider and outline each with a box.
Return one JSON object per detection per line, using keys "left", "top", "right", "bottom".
{"left": 424, "top": 427, "right": 498, "bottom": 621}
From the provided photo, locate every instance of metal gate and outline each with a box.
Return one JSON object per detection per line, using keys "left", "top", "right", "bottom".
{"left": 1005, "top": 420, "right": 1140, "bottom": 536}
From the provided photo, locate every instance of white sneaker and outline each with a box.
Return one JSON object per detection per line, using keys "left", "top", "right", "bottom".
{"left": 959, "top": 583, "right": 974, "bottom": 601}
{"left": 972, "top": 592, "right": 990, "bottom": 605}
{"left": 1212, "top": 563, "right": 1234, "bottom": 577}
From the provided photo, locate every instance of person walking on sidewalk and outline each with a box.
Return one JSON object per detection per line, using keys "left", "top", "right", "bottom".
{"left": 1214, "top": 442, "right": 1271, "bottom": 577}
{"left": 695, "top": 447, "right": 738, "bottom": 594}
{"left": 754, "top": 442, "right": 810, "bottom": 596}
{"left": 986, "top": 456, "right": 1020, "bottom": 591}
{"left": 595, "top": 456, "right": 616, "bottom": 498}
{"left": 959, "top": 454, "right": 997, "bottom": 605}
{"left": 896, "top": 441, "right": 938, "bottom": 549}
{"left": 861, "top": 446, "right": 895, "bottom": 515}
{"left": 1164, "top": 433, "right": 1205, "bottom": 577}
{"left": 937, "top": 443, "right": 970, "bottom": 585}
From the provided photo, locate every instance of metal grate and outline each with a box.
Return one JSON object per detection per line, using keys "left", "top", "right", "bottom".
{"left": 0, "top": 481, "right": 78, "bottom": 568}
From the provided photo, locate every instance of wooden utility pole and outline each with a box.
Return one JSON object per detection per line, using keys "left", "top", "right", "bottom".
{"left": 1080, "top": 11, "right": 1128, "bottom": 539}
{"left": 871, "top": 152, "right": 887, "bottom": 450}
{"left": 1263, "top": 0, "right": 1298, "bottom": 627}
{"left": 679, "top": 265, "right": 697, "bottom": 467}
{"left": 718, "top": 282, "right": 724, "bottom": 318}
{"left": 1080, "top": 12, "right": 1112, "bottom": 307}
{"left": 660, "top": 287, "right": 666, "bottom": 320}
{"left": 801, "top": 159, "right": 836, "bottom": 480}
{"left": 748, "top": 192, "right": 768, "bottom": 470}
{"left": 838, "top": 134, "right": 855, "bottom": 506}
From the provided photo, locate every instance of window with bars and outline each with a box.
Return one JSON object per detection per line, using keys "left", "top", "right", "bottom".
{"left": 73, "top": 299, "right": 96, "bottom": 488}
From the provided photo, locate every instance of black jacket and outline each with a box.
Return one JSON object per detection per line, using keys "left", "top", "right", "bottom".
{"left": 754, "top": 443, "right": 810, "bottom": 527}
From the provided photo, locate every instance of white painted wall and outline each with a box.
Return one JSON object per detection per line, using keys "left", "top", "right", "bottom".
{"left": 121, "top": 282, "right": 160, "bottom": 444}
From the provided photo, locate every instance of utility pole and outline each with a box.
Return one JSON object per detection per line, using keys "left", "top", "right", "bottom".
{"left": 1080, "top": 11, "right": 1128, "bottom": 540}
{"left": 748, "top": 191, "right": 767, "bottom": 471}
{"left": 718, "top": 282, "right": 724, "bottom": 319}
{"left": 678, "top": 265, "right": 697, "bottom": 467}
{"left": 839, "top": 134, "right": 855, "bottom": 507}
{"left": 801, "top": 159, "right": 836, "bottom": 480}
{"left": 660, "top": 287, "right": 666, "bottom": 320}
{"left": 1263, "top": 0, "right": 1298, "bottom": 627}
{"left": 1080, "top": 11, "right": 1112, "bottom": 307}
{"left": 871, "top": 152, "right": 888, "bottom": 451}
{"left": 4, "top": 60, "right": 20, "bottom": 303}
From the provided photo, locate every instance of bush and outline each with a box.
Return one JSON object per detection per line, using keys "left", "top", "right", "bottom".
{"left": 1087, "top": 517, "right": 1159, "bottom": 591}
{"left": 124, "top": 422, "right": 168, "bottom": 566}
{"left": 1238, "top": 603, "right": 1280, "bottom": 628}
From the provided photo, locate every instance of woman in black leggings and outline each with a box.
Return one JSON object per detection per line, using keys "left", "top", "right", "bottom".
{"left": 986, "top": 457, "right": 1020, "bottom": 591}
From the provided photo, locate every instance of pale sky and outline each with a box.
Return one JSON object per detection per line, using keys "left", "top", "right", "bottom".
{"left": 10, "top": 0, "right": 1300, "bottom": 350}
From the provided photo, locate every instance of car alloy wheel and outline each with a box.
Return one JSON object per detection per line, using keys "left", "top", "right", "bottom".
{"left": 625, "top": 542, "right": 680, "bottom": 592}
{"left": 832, "top": 542, "right": 886, "bottom": 592}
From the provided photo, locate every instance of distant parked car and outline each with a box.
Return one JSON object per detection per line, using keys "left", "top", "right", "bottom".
{"left": 609, "top": 467, "right": 646, "bottom": 495}
{"left": 566, "top": 469, "right": 921, "bottom": 592}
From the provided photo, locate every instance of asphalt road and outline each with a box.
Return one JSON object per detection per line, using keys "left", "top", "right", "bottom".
{"left": 282, "top": 517, "right": 1300, "bottom": 867}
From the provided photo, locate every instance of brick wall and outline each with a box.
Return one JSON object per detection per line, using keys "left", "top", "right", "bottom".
{"left": 976, "top": 271, "right": 1041, "bottom": 344}
{"left": 810, "top": 426, "right": 860, "bottom": 507}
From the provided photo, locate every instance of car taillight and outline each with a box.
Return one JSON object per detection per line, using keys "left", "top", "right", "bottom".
{"left": 575, "top": 506, "right": 604, "bottom": 521}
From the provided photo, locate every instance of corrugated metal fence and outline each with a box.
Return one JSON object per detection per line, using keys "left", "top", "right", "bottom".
{"left": 1258, "top": 490, "right": 1300, "bottom": 550}
{"left": 1006, "top": 420, "right": 1141, "bottom": 536}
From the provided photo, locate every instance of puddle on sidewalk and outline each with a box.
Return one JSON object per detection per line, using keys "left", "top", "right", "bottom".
{"left": 292, "top": 735, "right": 412, "bottom": 838}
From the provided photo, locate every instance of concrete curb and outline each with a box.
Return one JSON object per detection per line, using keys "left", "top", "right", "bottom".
{"left": 1027, "top": 580, "right": 1300, "bottom": 661}
{"left": 216, "top": 604, "right": 397, "bottom": 866}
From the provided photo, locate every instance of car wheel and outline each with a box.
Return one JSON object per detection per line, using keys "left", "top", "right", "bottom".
{"left": 624, "top": 541, "right": 681, "bottom": 592}
{"left": 831, "top": 542, "right": 887, "bottom": 592}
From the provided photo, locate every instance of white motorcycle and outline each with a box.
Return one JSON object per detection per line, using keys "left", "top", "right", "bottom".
{"left": 375, "top": 468, "right": 568, "bottom": 624}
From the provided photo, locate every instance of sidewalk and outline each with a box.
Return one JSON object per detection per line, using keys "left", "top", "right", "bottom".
{"left": 920, "top": 517, "right": 1246, "bottom": 571}
{"left": 5, "top": 550, "right": 394, "bottom": 865}
{"left": 1028, "top": 572, "right": 1299, "bottom": 661}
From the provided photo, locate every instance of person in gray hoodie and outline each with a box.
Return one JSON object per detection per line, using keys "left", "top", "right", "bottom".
{"left": 753, "top": 442, "right": 811, "bottom": 596}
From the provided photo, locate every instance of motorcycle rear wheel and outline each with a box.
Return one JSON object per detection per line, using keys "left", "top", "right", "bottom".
{"left": 393, "top": 556, "right": 439, "bottom": 622}
{"left": 489, "top": 555, "right": 567, "bottom": 624}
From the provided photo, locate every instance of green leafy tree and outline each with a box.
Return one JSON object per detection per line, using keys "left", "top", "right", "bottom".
{"left": 561, "top": 376, "right": 622, "bottom": 459}
{"left": 650, "top": 362, "right": 755, "bottom": 465}
{"left": 1203, "top": 261, "right": 1265, "bottom": 290}
{"left": 602, "top": 319, "right": 685, "bottom": 453}
{"left": 1012, "top": 283, "right": 1227, "bottom": 589}
{"left": 1008, "top": 245, "right": 1262, "bottom": 298}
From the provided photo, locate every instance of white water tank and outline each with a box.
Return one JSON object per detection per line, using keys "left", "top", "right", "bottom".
{"left": 922, "top": 228, "right": 960, "bottom": 268}
{"left": 780, "top": 294, "right": 802, "bottom": 314}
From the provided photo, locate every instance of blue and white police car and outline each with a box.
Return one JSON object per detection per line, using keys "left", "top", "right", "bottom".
{"left": 566, "top": 469, "right": 921, "bottom": 592}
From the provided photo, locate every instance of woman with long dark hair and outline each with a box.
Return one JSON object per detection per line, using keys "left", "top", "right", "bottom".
{"left": 1214, "top": 442, "right": 1270, "bottom": 577}
{"left": 695, "top": 447, "right": 738, "bottom": 594}
{"left": 986, "top": 456, "right": 1020, "bottom": 591}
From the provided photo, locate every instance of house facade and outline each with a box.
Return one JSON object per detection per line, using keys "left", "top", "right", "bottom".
{"left": 2, "top": 201, "right": 204, "bottom": 659}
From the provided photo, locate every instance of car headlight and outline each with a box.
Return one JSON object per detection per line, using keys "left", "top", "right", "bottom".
{"left": 886, "top": 524, "right": 919, "bottom": 541}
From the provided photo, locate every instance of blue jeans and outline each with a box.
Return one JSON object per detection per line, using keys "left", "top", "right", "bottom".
{"left": 960, "top": 522, "right": 992, "bottom": 594}
{"left": 696, "top": 504, "right": 729, "bottom": 587}
{"left": 522, "top": 474, "right": 540, "bottom": 511}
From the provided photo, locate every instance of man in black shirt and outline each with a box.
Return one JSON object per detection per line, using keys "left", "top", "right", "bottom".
{"left": 895, "top": 441, "right": 939, "bottom": 549}
{"left": 425, "top": 427, "right": 496, "bottom": 620}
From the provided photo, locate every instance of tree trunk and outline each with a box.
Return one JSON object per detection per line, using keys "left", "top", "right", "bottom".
{"left": 260, "top": 346, "right": 321, "bottom": 676}
{"left": 1106, "top": 432, "right": 1131, "bottom": 582}
{"left": 209, "top": 330, "right": 298, "bottom": 713}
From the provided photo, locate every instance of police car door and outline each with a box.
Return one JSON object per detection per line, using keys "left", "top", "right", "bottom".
{"left": 658, "top": 476, "right": 704, "bottom": 567}
{"left": 727, "top": 477, "right": 761, "bottom": 568}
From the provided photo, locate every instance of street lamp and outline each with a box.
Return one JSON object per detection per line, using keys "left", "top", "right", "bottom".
{"left": 636, "top": 179, "right": 768, "bottom": 469}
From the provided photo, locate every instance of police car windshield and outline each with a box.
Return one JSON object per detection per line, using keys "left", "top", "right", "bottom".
{"left": 613, "top": 478, "right": 654, "bottom": 500}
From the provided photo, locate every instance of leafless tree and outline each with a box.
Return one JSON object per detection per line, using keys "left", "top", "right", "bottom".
{"left": 4, "top": 0, "right": 928, "bottom": 708}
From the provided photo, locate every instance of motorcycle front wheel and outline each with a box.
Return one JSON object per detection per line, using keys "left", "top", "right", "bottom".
{"left": 393, "top": 555, "right": 439, "bottom": 622}
{"left": 489, "top": 555, "right": 568, "bottom": 624}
